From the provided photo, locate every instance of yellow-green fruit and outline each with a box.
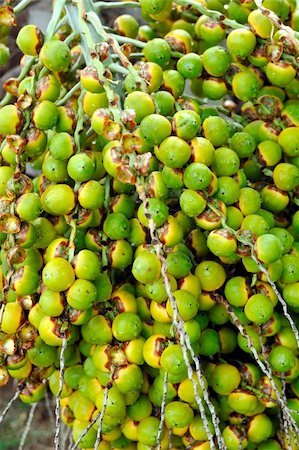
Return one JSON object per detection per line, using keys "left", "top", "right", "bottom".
{"left": 0, "top": 302, "right": 23, "bottom": 334}
{"left": 16, "top": 24, "right": 43, "bottom": 56}
{"left": 0, "top": 105, "right": 23, "bottom": 136}
{"left": 40, "top": 40, "right": 71, "bottom": 72}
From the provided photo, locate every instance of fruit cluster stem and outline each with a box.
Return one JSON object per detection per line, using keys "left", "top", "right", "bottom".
{"left": 0, "top": 386, "right": 21, "bottom": 425}
{"left": 156, "top": 370, "right": 168, "bottom": 450}
{"left": 54, "top": 335, "right": 68, "bottom": 450}
{"left": 220, "top": 296, "right": 299, "bottom": 440}
{"left": 208, "top": 201, "right": 299, "bottom": 350}
{"left": 69, "top": 385, "right": 110, "bottom": 450}
{"left": 94, "top": 385, "right": 109, "bottom": 450}
{"left": 137, "top": 183, "right": 225, "bottom": 450}
{"left": 250, "top": 253, "right": 299, "bottom": 348}
{"left": 258, "top": 330, "right": 294, "bottom": 450}
{"left": 18, "top": 402, "right": 38, "bottom": 450}
{"left": 253, "top": 0, "right": 299, "bottom": 51}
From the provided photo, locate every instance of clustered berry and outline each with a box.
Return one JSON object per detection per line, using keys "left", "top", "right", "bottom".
{"left": 0, "top": 0, "right": 299, "bottom": 449}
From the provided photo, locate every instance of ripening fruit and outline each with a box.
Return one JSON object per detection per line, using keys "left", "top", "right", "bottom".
{"left": 139, "top": 114, "right": 171, "bottom": 146}
{"left": 16, "top": 24, "right": 43, "bottom": 56}
{"left": 0, "top": 105, "right": 23, "bottom": 136}
{"left": 1, "top": 302, "right": 23, "bottom": 334}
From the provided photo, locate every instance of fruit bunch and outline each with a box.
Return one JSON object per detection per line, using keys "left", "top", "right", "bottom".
{"left": 0, "top": 0, "right": 299, "bottom": 449}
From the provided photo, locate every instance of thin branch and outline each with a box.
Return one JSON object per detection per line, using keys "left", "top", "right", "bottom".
{"left": 156, "top": 371, "right": 168, "bottom": 450}
{"left": 68, "top": 386, "right": 109, "bottom": 450}
{"left": 254, "top": 0, "right": 299, "bottom": 52}
{"left": 61, "top": 426, "right": 72, "bottom": 450}
{"left": 56, "top": 82, "right": 81, "bottom": 107}
{"left": 0, "top": 388, "right": 21, "bottom": 425}
{"left": 13, "top": 0, "right": 33, "bottom": 14}
{"left": 45, "top": 0, "right": 68, "bottom": 42}
{"left": 251, "top": 253, "right": 299, "bottom": 348}
{"left": 258, "top": 330, "right": 293, "bottom": 450}
{"left": 221, "top": 297, "right": 299, "bottom": 438}
{"left": 280, "top": 373, "right": 292, "bottom": 450}
{"left": 44, "top": 386, "right": 55, "bottom": 427}
{"left": 137, "top": 184, "right": 223, "bottom": 450}
{"left": 54, "top": 336, "right": 68, "bottom": 450}
{"left": 94, "top": 386, "right": 109, "bottom": 450}
{"left": 168, "top": 427, "right": 173, "bottom": 450}
{"left": 95, "top": 1, "right": 141, "bottom": 9}
{"left": 18, "top": 403, "right": 38, "bottom": 450}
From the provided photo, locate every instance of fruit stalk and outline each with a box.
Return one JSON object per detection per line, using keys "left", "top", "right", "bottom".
{"left": 156, "top": 370, "right": 168, "bottom": 450}
{"left": 221, "top": 296, "right": 299, "bottom": 440}
{"left": 18, "top": 402, "right": 38, "bottom": 450}
{"left": 137, "top": 183, "right": 225, "bottom": 450}
{"left": 54, "top": 334, "right": 68, "bottom": 450}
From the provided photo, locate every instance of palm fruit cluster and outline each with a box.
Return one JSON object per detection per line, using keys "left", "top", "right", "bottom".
{"left": 0, "top": 0, "right": 299, "bottom": 449}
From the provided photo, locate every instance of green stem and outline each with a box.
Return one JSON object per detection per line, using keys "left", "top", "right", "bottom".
{"left": 75, "top": 1, "right": 122, "bottom": 121}
{"left": 109, "top": 62, "right": 129, "bottom": 75}
{"left": 64, "top": 31, "right": 80, "bottom": 45}
{"left": 74, "top": 90, "right": 85, "bottom": 154}
{"left": 95, "top": 1, "right": 141, "bottom": 9}
{"left": 87, "top": 11, "right": 147, "bottom": 91}
{"left": 55, "top": 15, "right": 68, "bottom": 32}
{"left": 104, "top": 175, "right": 111, "bottom": 213}
{"left": 68, "top": 219, "right": 77, "bottom": 263}
{"left": 13, "top": 0, "right": 33, "bottom": 14}
{"left": 111, "top": 52, "right": 144, "bottom": 59}
{"left": 104, "top": 31, "right": 146, "bottom": 49}
{"left": 173, "top": 0, "right": 247, "bottom": 28}
{"left": 45, "top": 0, "right": 68, "bottom": 42}
{"left": 56, "top": 82, "right": 80, "bottom": 106}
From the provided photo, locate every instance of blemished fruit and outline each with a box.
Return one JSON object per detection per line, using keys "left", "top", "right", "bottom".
{"left": 0, "top": 1, "right": 298, "bottom": 449}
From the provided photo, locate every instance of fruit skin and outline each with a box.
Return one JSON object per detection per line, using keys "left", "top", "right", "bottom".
{"left": 210, "top": 363, "right": 241, "bottom": 395}
{"left": 16, "top": 24, "right": 43, "bottom": 56}
{"left": 1, "top": 302, "right": 24, "bottom": 334}
{"left": 42, "top": 257, "right": 75, "bottom": 292}
{"left": 268, "top": 345, "right": 296, "bottom": 373}
{"left": 0, "top": 43, "right": 10, "bottom": 65}
{"left": 40, "top": 40, "right": 71, "bottom": 72}
{"left": 32, "top": 101, "right": 58, "bottom": 130}
{"left": 0, "top": 105, "right": 23, "bottom": 136}
{"left": 132, "top": 252, "right": 161, "bottom": 283}
{"left": 227, "top": 28, "right": 256, "bottom": 58}
{"left": 41, "top": 184, "right": 75, "bottom": 216}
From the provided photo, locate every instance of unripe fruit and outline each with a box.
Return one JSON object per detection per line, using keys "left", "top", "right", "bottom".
{"left": 40, "top": 40, "right": 71, "bottom": 72}
{"left": 227, "top": 28, "right": 256, "bottom": 58}
{"left": 41, "top": 184, "right": 75, "bottom": 216}
{"left": 42, "top": 257, "right": 75, "bottom": 292}
{"left": 211, "top": 363, "right": 241, "bottom": 395}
